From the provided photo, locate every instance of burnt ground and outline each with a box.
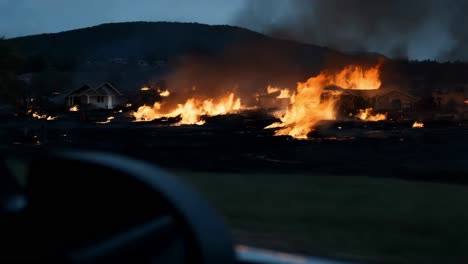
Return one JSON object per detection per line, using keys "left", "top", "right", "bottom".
{"left": 3, "top": 111, "right": 468, "bottom": 263}
{"left": 2, "top": 111, "right": 468, "bottom": 185}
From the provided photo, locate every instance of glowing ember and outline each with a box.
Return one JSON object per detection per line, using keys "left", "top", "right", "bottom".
{"left": 118, "top": 110, "right": 123, "bottom": 113}
{"left": 266, "top": 63, "right": 382, "bottom": 139}
{"left": 412, "top": 121, "right": 424, "bottom": 128}
{"left": 133, "top": 93, "right": 242, "bottom": 125}
{"left": 32, "top": 112, "right": 47, "bottom": 119}
{"left": 32, "top": 111, "right": 57, "bottom": 121}
{"left": 277, "top": 89, "right": 291, "bottom": 99}
{"left": 69, "top": 105, "right": 79, "bottom": 112}
{"left": 266, "top": 86, "right": 291, "bottom": 99}
{"left": 356, "top": 108, "right": 387, "bottom": 121}
{"left": 267, "top": 86, "right": 280, "bottom": 94}
{"left": 159, "top": 90, "right": 170, "bottom": 97}
{"left": 96, "top": 116, "right": 115, "bottom": 124}
{"left": 126, "top": 103, "right": 132, "bottom": 107}
{"left": 141, "top": 87, "right": 150, "bottom": 91}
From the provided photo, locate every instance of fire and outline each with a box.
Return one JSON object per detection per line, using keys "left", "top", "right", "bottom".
{"left": 96, "top": 116, "right": 115, "bottom": 124}
{"left": 266, "top": 63, "right": 382, "bottom": 139}
{"left": 69, "top": 105, "right": 79, "bottom": 112}
{"left": 412, "top": 121, "right": 424, "bottom": 128}
{"left": 31, "top": 111, "right": 57, "bottom": 121}
{"left": 267, "top": 86, "right": 291, "bottom": 99}
{"left": 334, "top": 64, "right": 382, "bottom": 90}
{"left": 133, "top": 93, "right": 242, "bottom": 125}
{"left": 267, "top": 86, "right": 280, "bottom": 94}
{"left": 126, "top": 103, "right": 132, "bottom": 107}
{"left": 356, "top": 108, "right": 387, "bottom": 121}
{"left": 159, "top": 90, "right": 170, "bottom": 97}
{"left": 277, "top": 89, "right": 291, "bottom": 99}
{"left": 32, "top": 112, "right": 47, "bottom": 119}
{"left": 141, "top": 87, "right": 150, "bottom": 91}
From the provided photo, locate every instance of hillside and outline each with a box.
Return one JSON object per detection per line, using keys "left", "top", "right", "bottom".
{"left": 4, "top": 22, "right": 384, "bottom": 97}
{"left": 6, "top": 22, "right": 379, "bottom": 71}
{"left": 7, "top": 22, "right": 271, "bottom": 60}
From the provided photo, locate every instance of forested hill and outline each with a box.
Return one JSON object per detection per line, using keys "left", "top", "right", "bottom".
{"left": 5, "top": 21, "right": 377, "bottom": 72}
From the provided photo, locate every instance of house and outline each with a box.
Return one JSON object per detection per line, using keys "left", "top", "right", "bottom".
{"left": 17, "top": 73, "right": 33, "bottom": 84}
{"left": 152, "top": 60, "right": 167, "bottom": 68}
{"left": 373, "top": 89, "right": 418, "bottom": 111}
{"left": 110, "top": 58, "right": 128, "bottom": 65}
{"left": 137, "top": 60, "right": 149, "bottom": 67}
{"left": 432, "top": 87, "right": 465, "bottom": 111}
{"left": 320, "top": 85, "right": 418, "bottom": 112}
{"left": 66, "top": 83, "right": 126, "bottom": 110}
{"left": 257, "top": 91, "right": 290, "bottom": 109}
{"left": 322, "top": 85, "right": 360, "bottom": 110}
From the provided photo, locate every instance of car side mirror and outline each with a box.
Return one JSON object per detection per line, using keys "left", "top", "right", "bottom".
{"left": 1, "top": 150, "right": 235, "bottom": 264}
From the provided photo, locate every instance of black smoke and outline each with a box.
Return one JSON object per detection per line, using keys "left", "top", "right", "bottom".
{"left": 234, "top": 0, "right": 468, "bottom": 61}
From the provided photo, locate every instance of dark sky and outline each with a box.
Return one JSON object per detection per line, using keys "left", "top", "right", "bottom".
{"left": 1, "top": 0, "right": 466, "bottom": 61}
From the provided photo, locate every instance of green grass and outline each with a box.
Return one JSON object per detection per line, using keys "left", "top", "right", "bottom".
{"left": 173, "top": 171, "right": 468, "bottom": 264}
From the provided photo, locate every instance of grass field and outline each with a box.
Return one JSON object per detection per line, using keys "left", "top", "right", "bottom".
{"left": 174, "top": 171, "right": 468, "bottom": 264}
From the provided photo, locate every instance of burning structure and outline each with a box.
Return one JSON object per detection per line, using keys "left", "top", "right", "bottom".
{"left": 265, "top": 63, "right": 384, "bottom": 138}
{"left": 124, "top": 60, "right": 427, "bottom": 139}
{"left": 256, "top": 86, "right": 291, "bottom": 109}
{"left": 133, "top": 92, "right": 242, "bottom": 125}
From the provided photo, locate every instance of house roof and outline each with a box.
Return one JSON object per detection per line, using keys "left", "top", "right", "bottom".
{"left": 260, "top": 91, "right": 281, "bottom": 98}
{"left": 323, "top": 85, "right": 359, "bottom": 96}
{"left": 353, "top": 89, "right": 389, "bottom": 98}
{"left": 66, "top": 83, "right": 123, "bottom": 97}
{"left": 375, "top": 89, "right": 418, "bottom": 100}
{"left": 94, "top": 82, "right": 123, "bottom": 96}
{"left": 324, "top": 85, "right": 389, "bottom": 97}
{"left": 323, "top": 85, "right": 418, "bottom": 100}
{"left": 65, "top": 84, "right": 93, "bottom": 96}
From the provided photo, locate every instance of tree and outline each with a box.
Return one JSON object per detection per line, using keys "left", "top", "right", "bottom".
{"left": 0, "top": 38, "right": 21, "bottom": 104}
{"left": 23, "top": 55, "right": 48, "bottom": 73}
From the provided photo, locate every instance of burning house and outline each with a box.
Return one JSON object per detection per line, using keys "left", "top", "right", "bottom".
{"left": 372, "top": 89, "right": 418, "bottom": 111}
{"left": 257, "top": 91, "right": 290, "bottom": 109}
{"left": 321, "top": 85, "right": 418, "bottom": 116}
{"left": 66, "top": 83, "right": 126, "bottom": 110}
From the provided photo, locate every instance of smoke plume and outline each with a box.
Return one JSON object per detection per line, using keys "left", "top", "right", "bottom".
{"left": 234, "top": 0, "right": 468, "bottom": 61}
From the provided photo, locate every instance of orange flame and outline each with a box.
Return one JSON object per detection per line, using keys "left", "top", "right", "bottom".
{"left": 159, "top": 90, "right": 170, "bottom": 97}
{"left": 69, "top": 105, "right": 79, "bottom": 112}
{"left": 356, "top": 108, "right": 387, "bottom": 121}
{"left": 266, "top": 63, "right": 382, "bottom": 139}
{"left": 96, "top": 116, "right": 115, "bottom": 124}
{"left": 267, "top": 86, "right": 280, "bottom": 94}
{"left": 277, "top": 89, "right": 291, "bottom": 99}
{"left": 133, "top": 93, "right": 242, "bottom": 125}
{"left": 334, "top": 64, "right": 382, "bottom": 90}
{"left": 32, "top": 112, "right": 57, "bottom": 120}
{"left": 141, "top": 87, "right": 150, "bottom": 91}
{"left": 32, "top": 112, "right": 47, "bottom": 119}
{"left": 267, "top": 86, "right": 291, "bottom": 99}
{"left": 412, "top": 121, "right": 424, "bottom": 128}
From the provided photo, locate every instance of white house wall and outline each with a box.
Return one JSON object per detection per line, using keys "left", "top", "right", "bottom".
{"left": 89, "top": 96, "right": 110, "bottom": 109}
